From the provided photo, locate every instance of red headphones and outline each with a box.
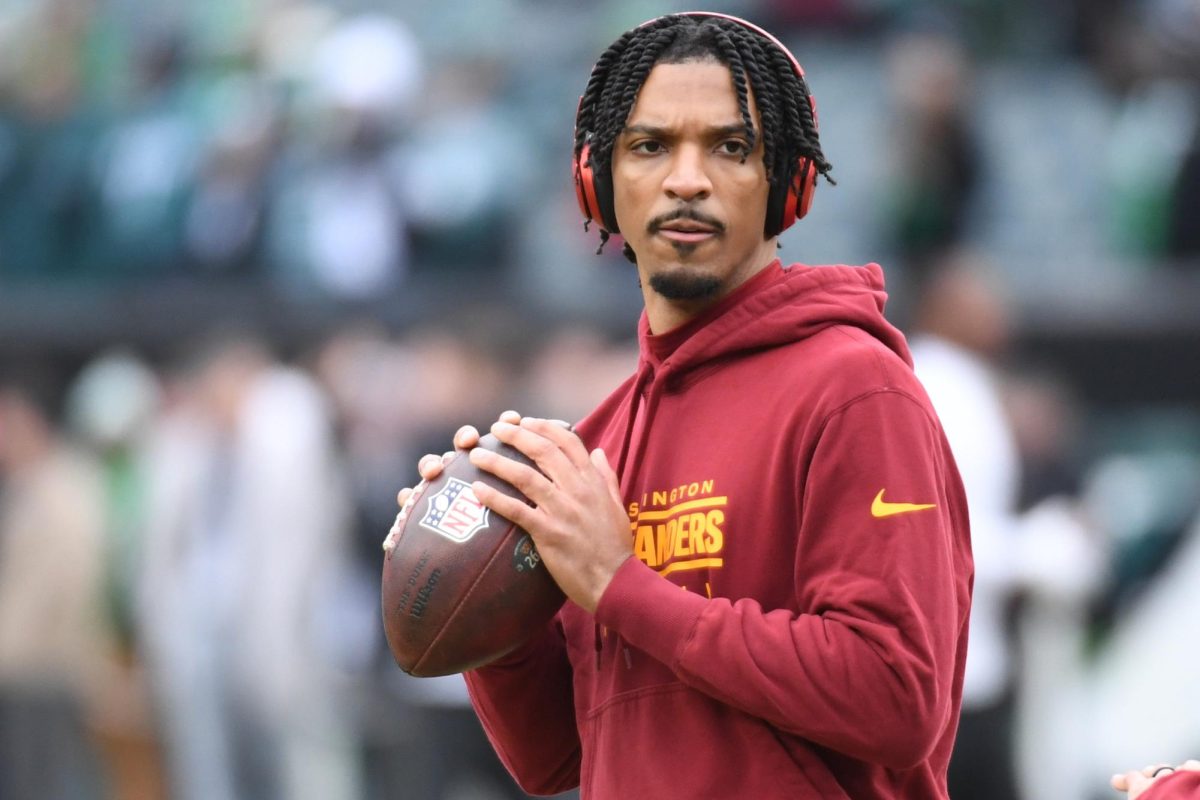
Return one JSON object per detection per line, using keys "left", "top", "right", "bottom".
{"left": 572, "top": 11, "right": 819, "bottom": 239}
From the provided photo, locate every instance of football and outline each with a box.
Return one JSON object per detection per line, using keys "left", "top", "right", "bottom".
{"left": 381, "top": 433, "right": 565, "bottom": 677}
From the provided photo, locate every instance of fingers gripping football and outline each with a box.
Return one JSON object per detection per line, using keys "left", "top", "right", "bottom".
{"left": 383, "top": 412, "right": 521, "bottom": 553}
{"left": 470, "top": 417, "right": 633, "bottom": 613}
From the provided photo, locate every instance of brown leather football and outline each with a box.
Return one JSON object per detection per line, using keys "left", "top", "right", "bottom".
{"left": 381, "top": 433, "right": 565, "bottom": 677}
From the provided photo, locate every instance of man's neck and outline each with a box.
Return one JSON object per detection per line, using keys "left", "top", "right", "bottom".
{"left": 641, "top": 246, "right": 778, "bottom": 334}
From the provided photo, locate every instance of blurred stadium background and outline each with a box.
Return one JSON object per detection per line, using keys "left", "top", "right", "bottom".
{"left": 0, "top": 0, "right": 1197, "bottom": 798}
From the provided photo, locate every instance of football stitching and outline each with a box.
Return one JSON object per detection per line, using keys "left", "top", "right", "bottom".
{"left": 413, "top": 514, "right": 521, "bottom": 675}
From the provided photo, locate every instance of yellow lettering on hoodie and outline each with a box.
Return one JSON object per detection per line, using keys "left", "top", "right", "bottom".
{"left": 655, "top": 518, "right": 677, "bottom": 565}
{"left": 626, "top": 487, "right": 727, "bottom": 577}
{"left": 675, "top": 514, "right": 694, "bottom": 557}
{"left": 703, "top": 509, "right": 725, "bottom": 553}
{"left": 634, "top": 525, "right": 657, "bottom": 567}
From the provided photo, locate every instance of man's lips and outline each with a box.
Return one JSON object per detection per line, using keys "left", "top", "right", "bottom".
{"left": 658, "top": 228, "right": 716, "bottom": 243}
{"left": 652, "top": 217, "right": 722, "bottom": 244}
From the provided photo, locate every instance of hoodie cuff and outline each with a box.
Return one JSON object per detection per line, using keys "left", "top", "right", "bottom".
{"left": 594, "top": 557, "right": 709, "bottom": 667}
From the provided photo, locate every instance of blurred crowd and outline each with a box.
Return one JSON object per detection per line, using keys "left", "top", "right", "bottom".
{"left": 0, "top": 0, "right": 1197, "bottom": 298}
{"left": 1, "top": 0, "right": 1199, "bottom": 799}
{"left": 0, "top": 323, "right": 637, "bottom": 800}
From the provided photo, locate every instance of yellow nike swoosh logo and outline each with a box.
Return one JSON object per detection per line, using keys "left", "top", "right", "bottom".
{"left": 871, "top": 489, "right": 936, "bottom": 518}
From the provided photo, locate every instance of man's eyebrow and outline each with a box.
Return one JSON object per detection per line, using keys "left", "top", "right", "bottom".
{"left": 621, "top": 122, "right": 754, "bottom": 138}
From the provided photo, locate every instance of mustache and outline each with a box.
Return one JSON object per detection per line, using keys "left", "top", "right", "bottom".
{"left": 647, "top": 207, "right": 726, "bottom": 235}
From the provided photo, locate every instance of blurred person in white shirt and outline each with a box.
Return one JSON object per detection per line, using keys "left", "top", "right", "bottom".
{"left": 138, "top": 332, "right": 359, "bottom": 800}
{"left": 908, "top": 249, "right": 1106, "bottom": 800}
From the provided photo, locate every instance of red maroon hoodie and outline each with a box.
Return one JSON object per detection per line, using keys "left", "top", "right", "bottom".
{"left": 465, "top": 260, "right": 973, "bottom": 798}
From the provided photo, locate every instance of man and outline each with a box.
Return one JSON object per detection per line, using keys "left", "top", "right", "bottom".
{"left": 387, "top": 13, "right": 972, "bottom": 798}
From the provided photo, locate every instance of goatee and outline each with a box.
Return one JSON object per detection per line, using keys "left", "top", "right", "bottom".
{"left": 648, "top": 270, "right": 723, "bottom": 301}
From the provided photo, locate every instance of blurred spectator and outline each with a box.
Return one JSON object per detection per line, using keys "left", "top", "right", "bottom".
{"left": 0, "top": 0, "right": 104, "bottom": 280}
{"left": 266, "top": 14, "right": 420, "bottom": 299}
{"left": 1082, "top": 442, "right": 1200, "bottom": 794}
{"left": 0, "top": 370, "right": 108, "bottom": 800}
{"left": 137, "top": 332, "right": 359, "bottom": 800}
{"left": 908, "top": 250, "right": 1105, "bottom": 800}
{"left": 90, "top": 24, "right": 202, "bottom": 279}
{"left": 65, "top": 351, "right": 168, "bottom": 800}
{"left": 182, "top": 73, "right": 281, "bottom": 278}
{"left": 1165, "top": 93, "right": 1200, "bottom": 261}
{"left": 883, "top": 26, "right": 982, "bottom": 267}
{"left": 393, "top": 55, "right": 532, "bottom": 274}
{"left": 1105, "top": 78, "right": 1198, "bottom": 259}
{"left": 1148, "top": 0, "right": 1200, "bottom": 262}
{"left": 67, "top": 351, "right": 162, "bottom": 655}
{"left": 1004, "top": 368, "right": 1089, "bottom": 510}
{"left": 1002, "top": 369, "right": 1113, "bottom": 800}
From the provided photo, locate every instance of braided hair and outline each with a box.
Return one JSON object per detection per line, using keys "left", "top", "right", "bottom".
{"left": 574, "top": 14, "right": 835, "bottom": 256}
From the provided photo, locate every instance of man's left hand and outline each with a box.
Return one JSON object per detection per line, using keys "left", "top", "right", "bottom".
{"left": 468, "top": 416, "right": 633, "bottom": 613}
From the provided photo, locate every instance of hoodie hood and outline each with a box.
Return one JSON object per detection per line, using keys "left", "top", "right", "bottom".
{"left": 610, "top": 258, "right": 910, "bottom": 486}
{"left": 638, "top": 259, "right": 911, "bottom": 380}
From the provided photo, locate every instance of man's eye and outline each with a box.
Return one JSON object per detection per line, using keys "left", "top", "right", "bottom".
{"left": 719, "top": 140, "right": 750, "bottom": 156}
{"left": 632, "top": 141, "right": 664, "bottom": 154}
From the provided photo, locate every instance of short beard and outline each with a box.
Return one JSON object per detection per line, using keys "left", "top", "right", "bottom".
{"left": 648, "top": 269, "right": 723, "bottom": 301}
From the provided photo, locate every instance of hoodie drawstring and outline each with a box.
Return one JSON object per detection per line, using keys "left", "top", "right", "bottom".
{"left": 598, "top": 362, "right": 657, "bottom": 669}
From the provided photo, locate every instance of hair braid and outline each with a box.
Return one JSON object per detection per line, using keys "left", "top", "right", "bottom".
{"left": 575, "top": 29, "right": 637, "bottom": 153}
{"left": 709, "top": 26, "right": 756, "bottom": 161}
{"left": 589, "top": 26, "right": 678, "bottom": 174}
{"left": 734, "top": 31, "right": 784, "bottom": 180}
{"left": 764, "top": 44, "right": 835, "bottom": 182}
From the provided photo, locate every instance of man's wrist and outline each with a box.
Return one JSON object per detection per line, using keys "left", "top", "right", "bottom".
{"left": 583, "top": 553, "right": 635, "bottom": 613}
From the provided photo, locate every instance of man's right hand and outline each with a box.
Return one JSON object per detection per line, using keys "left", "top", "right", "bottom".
{"left": 382, "top": 410, "right": 522, "bottom": 552}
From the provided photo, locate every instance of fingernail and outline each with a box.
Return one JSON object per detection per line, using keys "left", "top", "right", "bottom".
{"left": 493, "top": 421, "right": 515, "bottom": 432}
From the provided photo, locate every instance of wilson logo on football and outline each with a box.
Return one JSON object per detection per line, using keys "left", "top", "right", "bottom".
{"left": 419, "top": 478, "right": 491, "bottom": 543}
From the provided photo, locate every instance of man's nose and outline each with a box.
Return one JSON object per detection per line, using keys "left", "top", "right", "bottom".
{"left": 662, "top": 145, "right": 713, "bottom": 201}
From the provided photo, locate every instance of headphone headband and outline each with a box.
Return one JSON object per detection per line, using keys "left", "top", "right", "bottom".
{"left": 667, "top": 12, "right": 806, "bottom": 82}
{"left": 572, "top": 12, "right": 819, "bottom": 238}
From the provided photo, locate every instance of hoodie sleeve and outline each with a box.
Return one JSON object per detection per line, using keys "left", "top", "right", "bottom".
{"left": 462, "top": 615, "right": 582, "bottom": 795}
{"left": 595, "top": 388, "right": 971, "bottom": 769}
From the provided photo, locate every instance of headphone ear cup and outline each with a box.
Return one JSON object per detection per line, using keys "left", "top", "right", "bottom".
{"left": 573, "top": 142, "right": 620, "bottom": 234}
{"left": 592, "top": 167, "right": 618, "bottom": 235}
{"left": 791, "top": 157, "right": 818, "bottom": 223}
{"left": 768, "top": 157, "right": 817, "bottom": 237}
{"left": 574, "top": 142, "right": 600, "bottom": 224}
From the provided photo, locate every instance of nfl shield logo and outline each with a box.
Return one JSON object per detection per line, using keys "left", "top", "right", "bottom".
{"left": 420, "top": 478, "right": 491, "bottom": 543}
